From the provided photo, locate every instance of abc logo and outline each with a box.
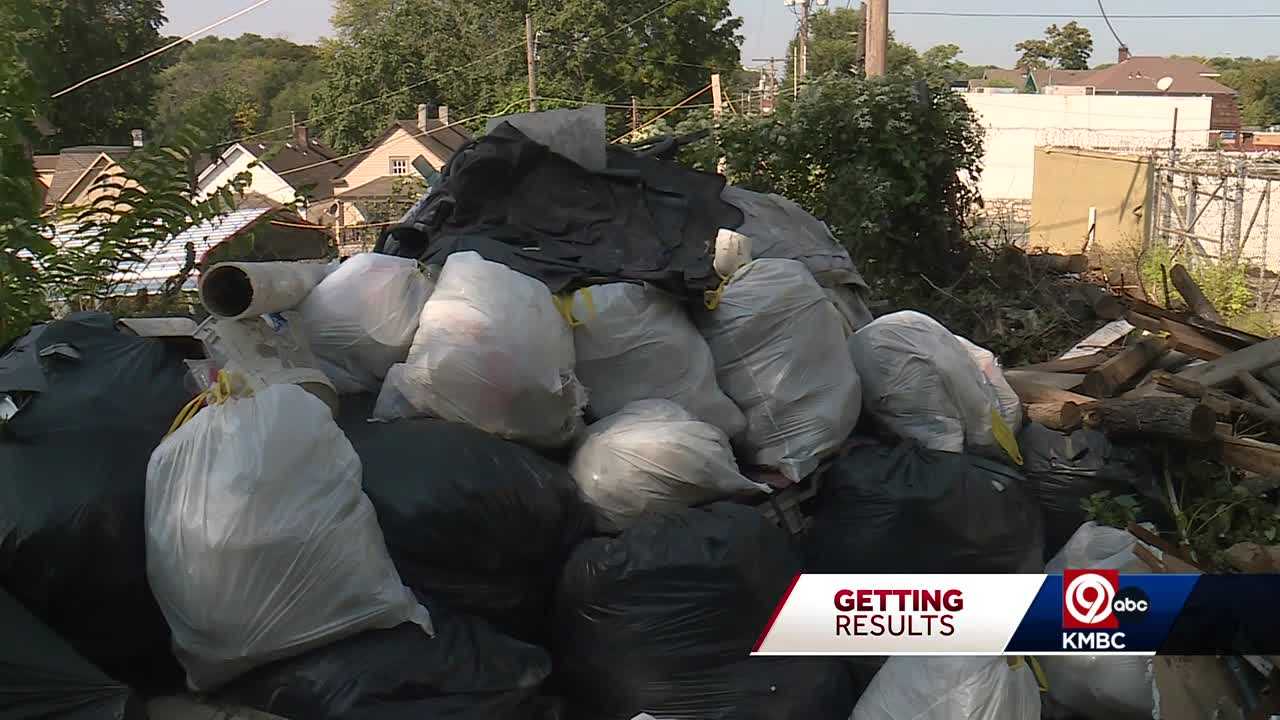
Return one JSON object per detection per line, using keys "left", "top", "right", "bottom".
{"left": 1062, "top": 570, "right": 1150, "bottom": 629}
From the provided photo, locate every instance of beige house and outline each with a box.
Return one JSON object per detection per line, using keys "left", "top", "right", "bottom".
{"left": 39, "top": 145, "right": 138, "bottom": 211}
{"left": 331, "top": 104, "right": 471, "bottom": 198}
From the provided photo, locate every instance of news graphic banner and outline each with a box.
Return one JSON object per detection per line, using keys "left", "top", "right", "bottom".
{"left": 752, "top": 573, "right": 1280, "bottom": 656}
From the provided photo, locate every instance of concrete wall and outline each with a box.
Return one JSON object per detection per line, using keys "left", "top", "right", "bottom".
{"left": 1029, "top": 148, "right": 1152, "bottom": 257}
{"left": 336, "top": 127, "right": 447, "bottom": 196}
{"left": 965, "top": 94, "right": 1213, "bottom": 200}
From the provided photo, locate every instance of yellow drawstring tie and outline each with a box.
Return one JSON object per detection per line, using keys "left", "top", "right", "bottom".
{"left": 553, "top": 287, "right": 598, "bottom": 328}
{"left": 166, "top": 370, "right": 245, "bottom": 436}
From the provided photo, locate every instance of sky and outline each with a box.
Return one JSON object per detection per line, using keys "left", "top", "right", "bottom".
{"left": 162, "top": 0, "right": 1280, "bottom": 68}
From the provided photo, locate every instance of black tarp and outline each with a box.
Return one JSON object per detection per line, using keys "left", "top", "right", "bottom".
{"left": 337, "top": 397, "right": 592, "bottom": 644}
{"left": 1019, "top": 422, "right": 1155, "bottom": 558}
{"left": 806, "top": 443, "right": 1045, "bottom": 574}
{"left": 1, "top": 585, "right": 145, "bottom": 720}
{"left": 222, "top": 602, "right": 561, "bottom": 720}
{"left": 0, "top": 313, "right": 194, "bottom": 691}
{"left": 552, "top": 503, "right": 855, "bottom": 720}
{"left": 375, "top": 123, "right": 742, "bottom": 298}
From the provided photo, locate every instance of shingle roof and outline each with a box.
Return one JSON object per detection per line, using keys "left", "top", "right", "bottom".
{"left": 391, "top": 119, "right": 472, "bottom": 160}
{"left": 981, "top": 69, "right": 1029, "bottom": 87}
{"left": 44, "top": 146, "right": 132, "bottom": 205}
{"left": 1080, "top": 57, "right": 1237, "bottom": 95}
{"left": 340, "top": 175, "right": 427, "bottom": 198}
{"left": 33, "top": 155, "right": 59, "bottom": 172}
{"left": 1030, "top": 68, "right": 1093, "bottom": 90}
{"left": 241, "top": 136, "right": 348, "bottom": 199}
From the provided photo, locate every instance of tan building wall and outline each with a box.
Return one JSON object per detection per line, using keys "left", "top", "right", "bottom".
{"left": 1029, "top": 148, "right": 1152, "bottom": 262}
{"left": 335, "top": 127, "right": 448, "bottom": 196}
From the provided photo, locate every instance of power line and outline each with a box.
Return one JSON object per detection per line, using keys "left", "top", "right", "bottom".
{"left": 1096, "top": 0, "right": 1128, "bottom": 49}
{"left": 891, "top": 11, "right": 1280, "bottom": 19}
{"left": 540, "top": 42, "right": 726, "bottom": 71}
{"left": 52, "top": 0, "right": 280, "bottom": 98}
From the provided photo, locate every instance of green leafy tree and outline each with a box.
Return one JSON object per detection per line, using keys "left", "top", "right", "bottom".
{"left": 1016, "top": 22, "right": 1093, "bottom": 70}
{"left": 1218, "top": 59, "right": 1280, "bottom": 127}
{"left": 794, "top": 8, "right": 975, "bottom": 83}
{"left": 28, "top": 0, "right": 166, "bottom": 147}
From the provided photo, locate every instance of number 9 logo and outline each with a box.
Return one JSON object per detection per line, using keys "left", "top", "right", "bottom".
{"left": 1065, "top": 572, "right": 1117, "bottom": 626}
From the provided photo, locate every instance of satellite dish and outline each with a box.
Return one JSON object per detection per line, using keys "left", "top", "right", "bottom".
{"left": 1156, "top": 76, "right": 1175, "bottom": 92}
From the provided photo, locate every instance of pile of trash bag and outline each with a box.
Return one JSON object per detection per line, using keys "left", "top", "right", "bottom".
{"left": 697, "top": 258, "right": 862, "bottom": 481}
{"left": 807, "top": 442, "right": 1044, "bottom": 573}
{"left": 569, "top": 400, "right": 769, "bottom": 531}
{"left": 146, "top": 382, "right": 431, "bottom": 691}
{"left": 553, "top": 503, "right": 855, "bottom": 719}
{"left": 1, "top": 586, "right": 146, "bottom": 720}
{"left": 0, "top": 312, "right": 194, "bottom": 689}
{"left": 375, "top": 251, "right": 585, "bottom": 448}
{"left": 853, "top": 656, "right": 1041, "bottom": 720}
{"left": 299, "top": 253, "right": 435, "bottom": 394}
{"left": 569, "top": 282, "right": 745, "bottom": 436}
{"left": 339, "top": 400, "right": 592, "bottom": 643}
{"left": 849, "top": 311, "right": 1019, "bottom": 460}
{"left": 221, "top": 602, "right": 560, "bottom": 720}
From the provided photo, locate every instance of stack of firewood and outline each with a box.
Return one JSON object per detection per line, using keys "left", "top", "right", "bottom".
{"left": 1005, "top": 257, "right": 1280, "bottom": 479}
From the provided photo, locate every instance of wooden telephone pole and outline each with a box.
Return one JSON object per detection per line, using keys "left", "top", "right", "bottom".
{"left": 865, "top": 0, "right": 888, "bottom": 77}
{"left": 525, "top": 14, "right": 539, "bottom": 111}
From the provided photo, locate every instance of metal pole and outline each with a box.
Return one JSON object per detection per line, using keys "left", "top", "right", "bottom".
{"left": 525, "top": 14, "right": 539, "bottom": 112}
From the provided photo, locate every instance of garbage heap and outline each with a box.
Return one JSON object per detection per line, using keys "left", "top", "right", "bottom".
{"left": 0, "top": 113, "right": 1168, "bottom": 720}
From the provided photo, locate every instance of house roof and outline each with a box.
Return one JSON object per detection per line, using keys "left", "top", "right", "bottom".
{"left": 44, "top": 146, "right": 132, "bottom": 205}
{"left": 341, "top": 175, "right": 428, "bottom": 198}
{"left": 981, "top": 68, "right": 1029, "bottom": 87}
{"left": 1080, "top": 57, "right": 1237, "bottom": 95}
{"left": 337, "top": 120, "right": 472, "bottom": 181}
{"left": 1030, "top": 68, "right": 1093, "bottom": 90}
{"left": 240, "top": 135, "right": 348, "bottom": 198}
{"left": 33, "top": 155, "right": 59, "bottom": 173}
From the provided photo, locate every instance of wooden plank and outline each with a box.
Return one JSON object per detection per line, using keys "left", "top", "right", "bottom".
{"left": 1160, "top": 318, "right": 1235, "bottom": 361}
{"left": 1005, "top": 374, "right": 1095, "bottom": 406}
{"left": 1081, "top": 337, "right": 1170, "bottom": 397}
{"left": 1216, "top": 433, "right": 1280, "bottom": 477}
{"left": 1178, "top": 337, "right": 1280, "bottom": 389}
{"left": 1016, "top": 352, "right": 1111, "bottom": 374}
{"left": 1004, "top": 369, "right": 1084, "bottom": 392}
{"left": 1170, "top": 264, "right": 1225, "bottom": 323}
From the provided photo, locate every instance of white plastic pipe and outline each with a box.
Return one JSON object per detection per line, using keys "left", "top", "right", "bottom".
{"left": 200, "top": 261, "right": 332, "bottom": 320}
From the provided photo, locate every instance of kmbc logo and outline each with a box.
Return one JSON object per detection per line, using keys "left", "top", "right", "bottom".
{"left": 1063, "top": 570, "right": 1121, "bottom": 629}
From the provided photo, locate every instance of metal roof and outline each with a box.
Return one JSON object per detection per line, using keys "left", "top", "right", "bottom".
{"left": 52, "top": 205, "right": 276, "bottom": 296}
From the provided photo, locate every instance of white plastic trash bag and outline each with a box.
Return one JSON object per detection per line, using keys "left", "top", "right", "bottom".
{"left": 956, "top": 335, "right": 1023, "bottom": 435}
{"left": 570, "top": 283, "right": 745, "bottom": 437}
{"left": 697, "top": 259, "right": 862, "bottom": 482}
{"left": 570, "top": 400, "right": 769, "bottom": 532}
{"left": 1040, "top": 656, "right": 1154, "bottom": 720}
{"left": 146, "top": 382, "right": 431, "bottom": 692}
{"left": 852, "top": 657, "right": 1041, "bottom": 720}
{"left": 849, "top": 311, "right": 1016, "bottom": 460}
{"left": 299, "top": 254, "right": 434, "bottom": 394}
{"left": 1045, "top": 521, "right": 1153, "bottom": 573}
{"left": 825, "top": 286, "right": 875, "bottom": 336}
{"left": 374, "top": 251, "right": 585, "bottom": 447}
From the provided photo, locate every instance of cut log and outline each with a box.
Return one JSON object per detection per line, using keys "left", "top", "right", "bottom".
{"left": 1151, "top": 370, "right": 1280, "bottom": 427}
{"left": 1026, "top": 252, "right": 1089, "bottom": 274}
{"left": 1178, "top": 337, "right": 1280, "bottom": 389}
{"left": 1016, "top": 351, "right": 1112, "bottom": 374}
{"left": 1081, "top": 337, "right": 1171, "bottom": 397}
{"left": 1074, "top": 284, "right": 1126, "bottom": 320}
{"left": 1235, "top": 371, "right": 1280, "bottom": 411}
{"left": 1216, "top": 434, "right": 1280, "bottom": 477}
{"left": 1159, "top": 318, "right": 1234, "bottom": 361}
{"left": 1025, "top": 402, "right": 1083, "bottom": 431}
{"left": 1006, "top": 374, "right": 1095, "bottom": 406}
{"left": 1003, "top": 370, "right": 1084, "bottom": 392}
{"left": 1170, "top": 264, "right": 1225, "bottom": 324}
{"left": 1080, "top": 397, "right": 1217, "bottom": 442}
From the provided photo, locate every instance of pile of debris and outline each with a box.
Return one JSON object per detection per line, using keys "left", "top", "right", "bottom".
{"left": 0, "top": 109, "right": 1271, "bottom": 720}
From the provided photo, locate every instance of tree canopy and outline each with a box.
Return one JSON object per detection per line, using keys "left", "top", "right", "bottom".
{"left": 1016, "top": 22, "right": 1093, "bottom": 70}
{"left": 314, "top": 0, "right": 743, "bottom": 152}
{"left": 789, "top": 8, "right": 984, "bottom": 85}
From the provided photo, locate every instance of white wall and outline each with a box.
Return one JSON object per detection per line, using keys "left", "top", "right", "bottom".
{"left": 964, "top": 94, "right": 1214, "bottom": 200}
{"left": 196, "top": 145, "right": 300, "bottom": 207}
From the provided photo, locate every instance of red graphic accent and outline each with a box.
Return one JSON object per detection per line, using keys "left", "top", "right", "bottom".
{"left": 754, "top": 573, "right": 802, "bottom": 652}
{"left": 1062, "top": 569, "right": 1120, "bottom": 629}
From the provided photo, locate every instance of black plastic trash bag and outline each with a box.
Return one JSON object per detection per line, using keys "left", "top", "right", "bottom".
{"left": 338, "top": 401, "right": 592, "bottom": 643}
{"left": 1019, "top": 423, "right": 1153, "bottom": 558}
{"left": 806, "top": 443, "right": 1044, "bottom": 574}
{"left": 0, "top": 313, "right": 195, "bottom": 690}
{"left": 1, "top": 586, "right": 145, "bottom": 719}
{"left": 553, "top": 503, "right": 855, "bottom": 720}
{"left": 222, "top": 601, "right": 560, "bottom": 720}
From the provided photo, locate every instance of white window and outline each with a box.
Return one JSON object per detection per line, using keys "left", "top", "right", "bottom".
{"left": 390, "top": 157, "right": 409, "bottom": 176}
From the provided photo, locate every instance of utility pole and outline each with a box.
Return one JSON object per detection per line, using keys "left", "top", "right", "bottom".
{"left": 525, "top": 14, "right": 539, "bottom": 112}
{"left": 865, "top": 0, "right": 888, "bottom": 77}
{"left": 854, "top": 2, "right": 867, "bottom": 75}
{"left": 798, "top": 0, "right": 810, "bottom": 79}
